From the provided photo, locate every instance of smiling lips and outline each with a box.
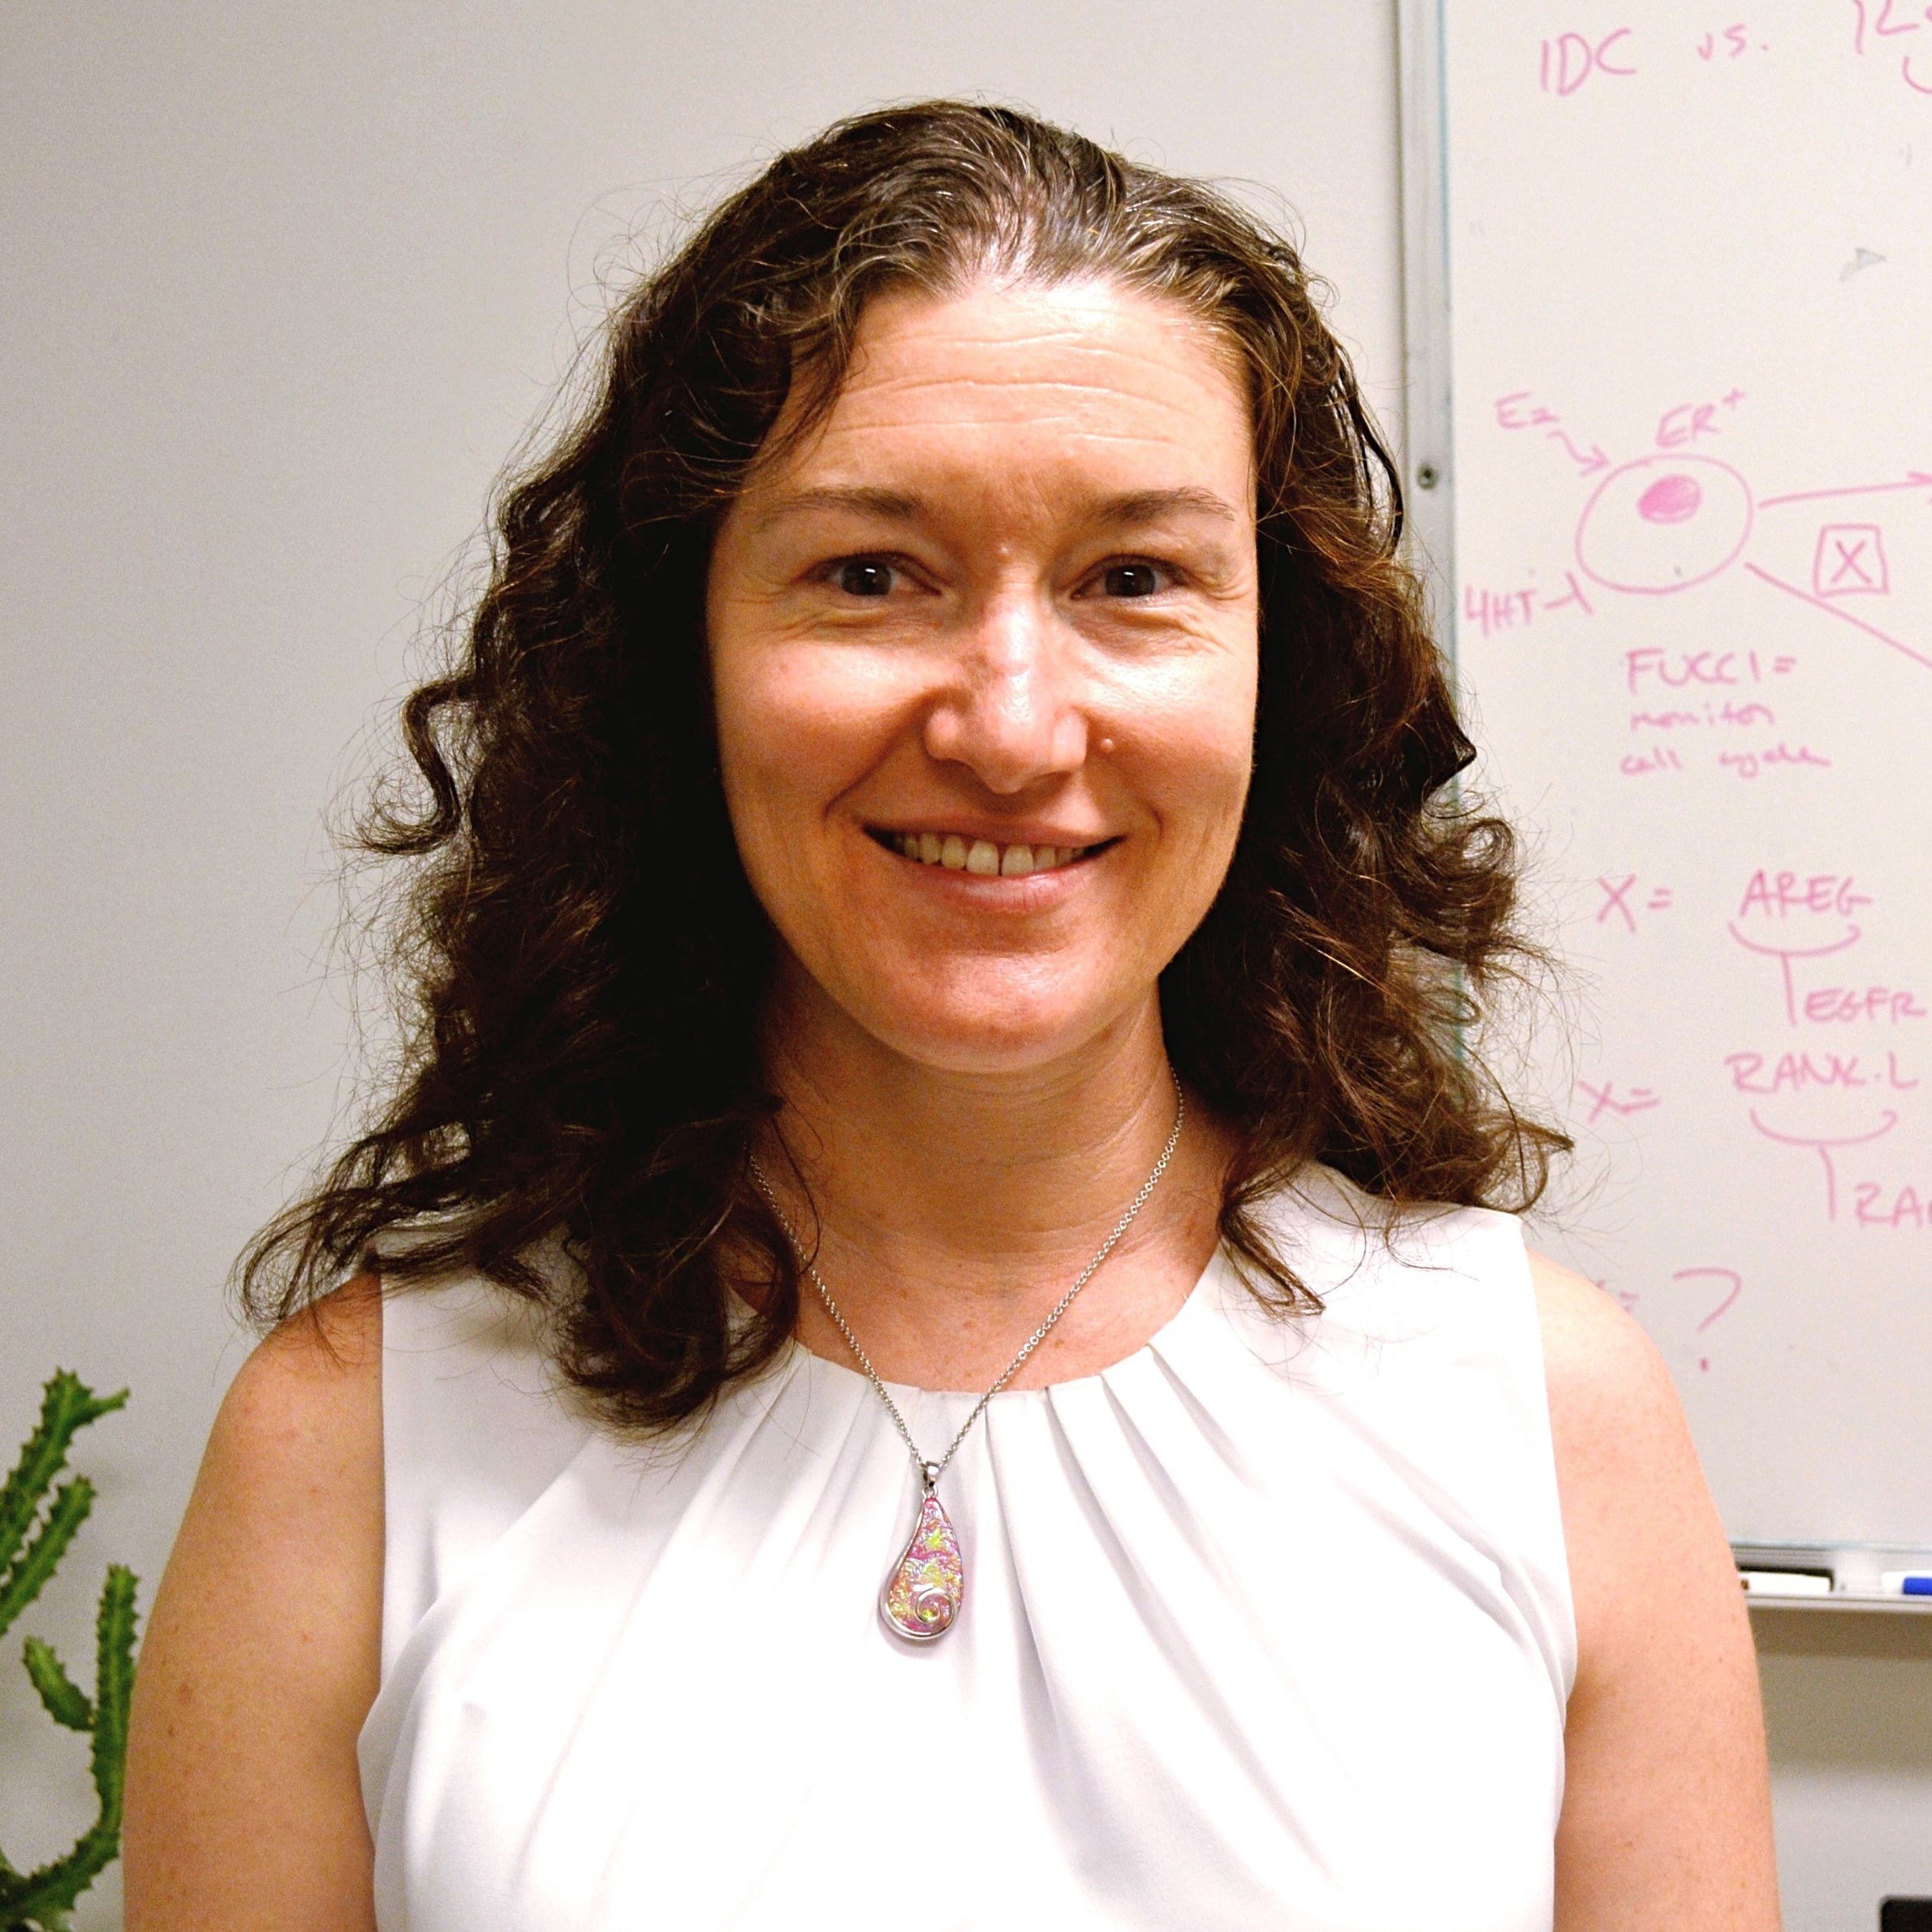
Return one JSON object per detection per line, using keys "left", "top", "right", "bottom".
{"left": 878, "top": 830, "right": 1096, "bottom": 877}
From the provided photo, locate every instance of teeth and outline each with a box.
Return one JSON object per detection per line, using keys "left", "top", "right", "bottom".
{"left": 883, "top": 832, "right": 1088, "bottom": 874}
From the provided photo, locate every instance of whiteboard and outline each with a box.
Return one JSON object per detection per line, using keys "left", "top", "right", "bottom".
{"left": 1408, "top": 0, "right": 1932, "bottom": 1549}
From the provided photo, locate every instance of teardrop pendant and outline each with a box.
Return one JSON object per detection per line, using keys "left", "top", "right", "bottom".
{"left": 880, "top": 1486, "right": 964, "bottom": 1642}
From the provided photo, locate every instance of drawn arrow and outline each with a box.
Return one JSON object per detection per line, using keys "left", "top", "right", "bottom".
{"left": 1546, "top": 429, "right": 1610, "bottom": 475}
{"left": 1756, "top": 470, "right": 1932, "bottom": 510}
{"left": 1742, "top": 563, "right": 1932, "bottom": 673}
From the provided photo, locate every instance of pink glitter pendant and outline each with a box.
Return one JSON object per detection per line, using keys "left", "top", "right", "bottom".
{"left": 880, "top": 1481, "right": 964, "bottom": 1642}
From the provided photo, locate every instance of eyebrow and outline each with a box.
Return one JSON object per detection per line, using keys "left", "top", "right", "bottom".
{"left": 749, "top": 485, "right": 924, "bottom": 533}
{"left": 1089, "top": 485, "right": 1244, "bottom": 529}
{"left": 749, "top": 482, "right": 1244, "bottom": 534}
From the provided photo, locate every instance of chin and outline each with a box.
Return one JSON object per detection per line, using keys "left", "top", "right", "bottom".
{"left": 847, "top": 974, "right": 1137, "bottom": 1076}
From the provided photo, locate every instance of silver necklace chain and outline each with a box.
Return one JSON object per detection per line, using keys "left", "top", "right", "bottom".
{"left": 747, "top": 1075, "right": 1185, "bottom": 1490}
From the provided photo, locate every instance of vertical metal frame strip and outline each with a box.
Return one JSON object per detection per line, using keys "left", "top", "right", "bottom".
{"left": 1395, "top": 0, "right": 1455, "bottom": 658}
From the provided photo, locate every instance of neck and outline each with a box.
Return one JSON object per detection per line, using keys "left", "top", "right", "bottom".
{"left": 753, "top": 965, "right": 1232, "bottom": 1388}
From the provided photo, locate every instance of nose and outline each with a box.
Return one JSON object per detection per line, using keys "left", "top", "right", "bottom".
{"left": 921, "top": 591, "right": 1089, "bottom": 794}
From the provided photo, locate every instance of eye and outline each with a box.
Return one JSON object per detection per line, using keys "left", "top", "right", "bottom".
{"left": 1098, "top": 561, "right": 1167, "bottom": 599}
{"left": 832, "top": 558, "right": 898, "bottom": 598}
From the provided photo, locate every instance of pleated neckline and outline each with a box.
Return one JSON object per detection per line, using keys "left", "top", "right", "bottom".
{"left": 760, "top": 1239, "right": 1236, "bottom": 1407}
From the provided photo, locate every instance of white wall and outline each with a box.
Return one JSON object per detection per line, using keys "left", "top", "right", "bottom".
{"left": 0, "top": 5, "right": 1919, "bottom": 1928}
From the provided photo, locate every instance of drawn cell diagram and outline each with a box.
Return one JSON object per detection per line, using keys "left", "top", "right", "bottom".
{"left": 1576, "top": 455, "right": 1754, "bottom": 594}
{"left": 1569, "top": 439, "right": 1932, "bottom": 671}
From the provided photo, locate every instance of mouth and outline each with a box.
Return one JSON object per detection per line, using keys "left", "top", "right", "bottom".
{"left": 865, "top": 828, "right": 1110, "bottom": 878}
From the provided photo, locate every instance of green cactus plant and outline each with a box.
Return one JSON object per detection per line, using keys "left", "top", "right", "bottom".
{"left": 0, "top": 1374, "right": 140, "bottom": 1932}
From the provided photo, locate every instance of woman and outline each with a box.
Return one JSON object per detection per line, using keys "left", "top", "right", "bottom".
{"left": 124, "top": 102, "right": 1779, "bottom": 1928}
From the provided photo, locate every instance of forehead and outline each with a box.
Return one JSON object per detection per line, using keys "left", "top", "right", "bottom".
{"left": 757, "top": 278, "right": 1254, "bottom": 508}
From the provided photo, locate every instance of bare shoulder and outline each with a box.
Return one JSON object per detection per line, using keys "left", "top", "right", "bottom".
{"left": 215, "top": 1273, "right": 385, "bottom": 1481}
{"left": 1524, "top": 1244, "right": 1724, "bottom": 1641}
{"left": 1525, "top": 1244, "right": 1657, "bottom": 1382}
{"left": 175, "top": 1273, "right": 386, "bottom": 1589}
{"left": 1525, "top": 1248, "right": 1684, "bottom": 1476}
{"left": 155, "top": 1272, "right": 385, "bottom": 1646}
{"left": 1524, "top": 1248, "right": 1780, "bottom": 1930}
{"left": 124, "top": 1277, "right": 384, "bottom": 1930}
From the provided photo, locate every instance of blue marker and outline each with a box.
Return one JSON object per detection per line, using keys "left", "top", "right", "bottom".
{"left": 1879, "top": 1572, "right": 1932, "bottom": 1596}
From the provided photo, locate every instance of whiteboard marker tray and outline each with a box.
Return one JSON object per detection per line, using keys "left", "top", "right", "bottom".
{"left": 1733, "top": 1542, "right": 1932, "bottom": 1612}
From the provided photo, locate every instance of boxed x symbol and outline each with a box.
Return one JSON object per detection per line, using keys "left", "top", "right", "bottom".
{"left": 1812, "top": 523, "right": 1889, "bottom": 597}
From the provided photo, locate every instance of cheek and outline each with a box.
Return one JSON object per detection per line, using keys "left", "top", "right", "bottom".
{"left": 709, "top": 632, "right": 904, "bottom": 860}
{"left": 1131, "top": 653, "right": 1258, "bottom": 852}
{"left": 709, "top": 619, "right": 819, "bottom": 899}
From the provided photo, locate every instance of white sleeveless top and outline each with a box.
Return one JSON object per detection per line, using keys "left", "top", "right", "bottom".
{"left": 359, "top": 1172, "right": 1575, "bottom": 1930}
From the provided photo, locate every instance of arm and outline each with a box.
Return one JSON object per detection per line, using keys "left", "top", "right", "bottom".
{"left": 1529, "top": 1250, "right": 1781, "bottom": 1930}
{"left": 123, "top": 1278, "right": 383, "bottom": 1930}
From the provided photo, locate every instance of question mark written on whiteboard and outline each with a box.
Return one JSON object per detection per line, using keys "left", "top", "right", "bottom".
{"left": 1672, "top": 1267, "right": 1744, "bottom": 1372}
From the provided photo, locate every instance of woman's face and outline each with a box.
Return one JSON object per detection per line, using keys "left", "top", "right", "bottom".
{"left": 707, "top": 277, "right": 1259, "bottom": 1074}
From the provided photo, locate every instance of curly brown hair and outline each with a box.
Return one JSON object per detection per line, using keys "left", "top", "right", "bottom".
{"left": 242, "top": 100, "right": 1566, "bottom": 1426}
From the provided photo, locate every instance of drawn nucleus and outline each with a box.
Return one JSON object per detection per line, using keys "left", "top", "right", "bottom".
{"left": 1575, "top": 455, "right": 1754, "bottom": 595}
